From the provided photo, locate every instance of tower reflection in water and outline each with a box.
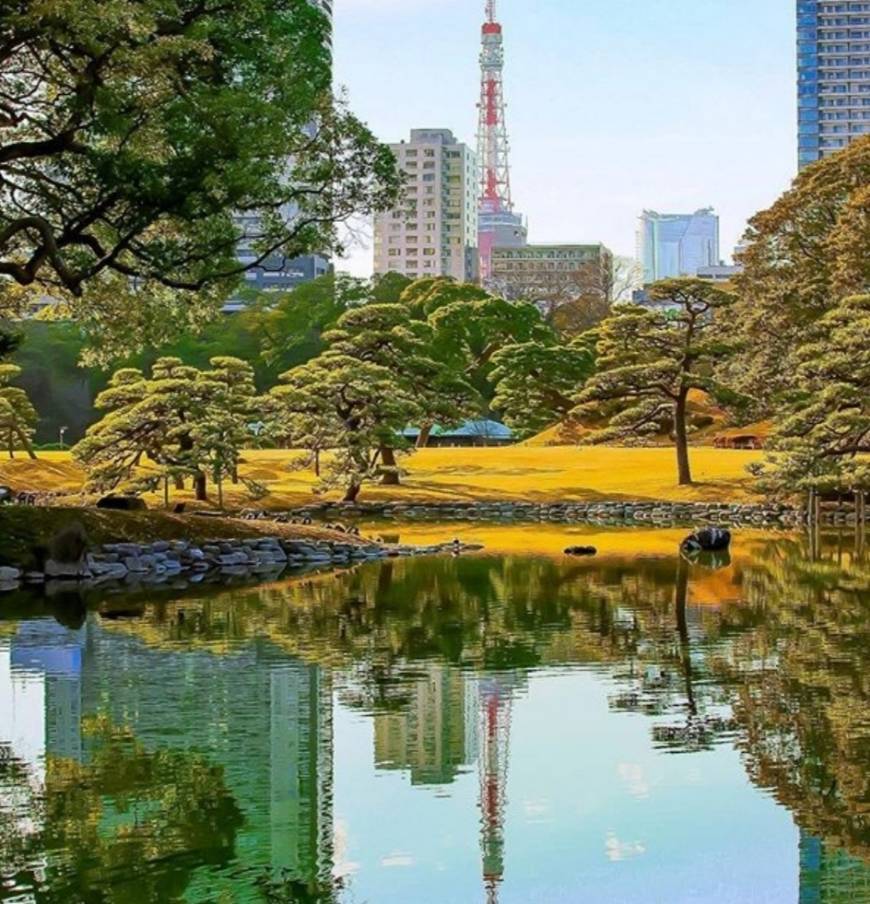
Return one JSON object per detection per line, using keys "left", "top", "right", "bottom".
{"left": 1, "top": 530, "right": 869, "bottom": 902}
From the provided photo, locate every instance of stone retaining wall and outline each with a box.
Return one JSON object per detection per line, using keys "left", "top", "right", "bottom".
{"left": 0, "top": 535, "right": 482, "bottom": 594}
{"left": 242, "top": 499, "right": 839, "bottom": 528}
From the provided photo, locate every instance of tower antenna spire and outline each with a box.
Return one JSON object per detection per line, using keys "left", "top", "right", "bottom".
{"left": 476, "top": 0, "right": 527, "bottom": 283}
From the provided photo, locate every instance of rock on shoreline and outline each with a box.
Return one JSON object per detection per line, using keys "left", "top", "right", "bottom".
{"left": 0, "top": 535, "right": 484, "bottom": 594}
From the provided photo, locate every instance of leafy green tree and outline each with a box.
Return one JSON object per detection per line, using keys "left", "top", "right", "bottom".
{"left": 0, "top": 0, "right": 399, "bottom": 357}
{"left": 323, "top": 304, "right": 476, "bottom": 482}
{"left": 272, "top": 354, "right": 418, "bottom": 502}
{"left": 370, "top": 271, "right": 414, "bottom": 304}
{"left": 0, "top": 363, "right": 38, "bottom": 458}
{"left": 251, "top": 274, "right": 370, "bottom": 372}
{"left": 576, "top": 279, "right": 742, "bottom": 485}
{"left": 733, "top": 136, "right": 870, "bottom": 408}
{"left": 751, "top": 295, "right": 870, "bottom": 494}
{"left": 397, "top": 278, "right": 552, "bottom": 443}
{"left": 490, "top": 337, "right": 596, "bottom": 439}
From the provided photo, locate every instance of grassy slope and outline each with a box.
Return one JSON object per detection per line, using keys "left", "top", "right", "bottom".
{"left": 0, "top": 446, "right": 764, "bottom": 510}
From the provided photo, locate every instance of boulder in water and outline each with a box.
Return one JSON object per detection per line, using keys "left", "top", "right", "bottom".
{"left": 681, "top": 527, "right": 731, "bottom": 554}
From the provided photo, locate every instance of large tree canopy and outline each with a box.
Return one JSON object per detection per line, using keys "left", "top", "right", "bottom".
{"left": 733, "top": 135, "right": 870, "bottom": 406}
{"left": 0, "top": 0, "right": 399, "bottom": 349}
{"left": 752, "top": 295, "right": 870, "bottom": 494}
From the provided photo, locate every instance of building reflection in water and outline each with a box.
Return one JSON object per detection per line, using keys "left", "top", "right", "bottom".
{"left": 0, "top": 615, "right": 334, "bottom": 899}
{"left": 1, "top": 527, "right": 869, "bottom": 902}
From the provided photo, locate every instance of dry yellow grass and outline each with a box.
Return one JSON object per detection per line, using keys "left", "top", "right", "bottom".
{"left": 0, "top": 445, "right": 763, "bottom": 508}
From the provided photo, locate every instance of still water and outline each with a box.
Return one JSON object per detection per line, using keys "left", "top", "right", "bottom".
{"left": 0, "top": 525, "right": 868, "bottom": 904}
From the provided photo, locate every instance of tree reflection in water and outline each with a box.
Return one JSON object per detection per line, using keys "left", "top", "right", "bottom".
{"left": 0, "top": 527, "right": 867, "bottom": 899}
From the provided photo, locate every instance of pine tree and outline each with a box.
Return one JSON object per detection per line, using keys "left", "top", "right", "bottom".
{"left": 74, "top": 357, "right": 267, "bottom": 501}
{"left": 751, "top": 295, "right": 870, "bottom": 493}
{"left": 323, "top": 304, "right": 476, "bottom": 482}
{"left": 576, "top": 279, "right": 743, "bottom": 485}
{"left": 272, "top": 354, "right": 418, "bottom": 502}
{"left": 0, "top": 364, "right": 38, "bottom": 459}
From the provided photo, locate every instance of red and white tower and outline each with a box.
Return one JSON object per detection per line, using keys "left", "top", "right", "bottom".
{"left": 476, "top": 0, "right": 527, "bottom": 284}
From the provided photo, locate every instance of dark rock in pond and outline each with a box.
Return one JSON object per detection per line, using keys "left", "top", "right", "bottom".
{"left": 565, "top": 546, "right": 598, "bottom": 557}
{"left": 681, "top": 549, "right": 732, "bottom": 570}
{"left": 97, "top": 494, "right": 147, "bottom": 511}
{"left": 681, "top": 527, "right": 731, "bottom": 553}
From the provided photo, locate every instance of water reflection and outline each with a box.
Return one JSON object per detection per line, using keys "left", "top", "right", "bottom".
{"left": 0, "top": 527, "right": 868, "bottom": 903}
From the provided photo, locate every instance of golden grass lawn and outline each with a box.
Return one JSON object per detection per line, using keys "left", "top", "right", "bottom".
{"left": 0, "top": 445, "right": 764, "bottom": 507}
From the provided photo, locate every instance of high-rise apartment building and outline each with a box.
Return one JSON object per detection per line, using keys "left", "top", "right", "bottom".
{"left": 373, "top": 129, "right": 479, "bottom": 282}
{"left": 637, "top": 209, "right": 720, "bottom": 284}
{"left": 797, "top": 1, "right": 870, "bottom": 168}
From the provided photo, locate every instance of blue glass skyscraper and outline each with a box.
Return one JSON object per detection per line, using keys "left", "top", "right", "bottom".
{"left": 797, "top": 1, "right": 870, "bottom": 169}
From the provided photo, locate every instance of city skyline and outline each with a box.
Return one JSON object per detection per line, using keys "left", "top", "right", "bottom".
{"left": 334, "top": 0, "right": 796, "bottom": 277}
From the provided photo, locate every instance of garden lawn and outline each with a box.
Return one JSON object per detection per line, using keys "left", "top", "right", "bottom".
{"left": 0, "top": 446, "right": 763, "bottom": 508}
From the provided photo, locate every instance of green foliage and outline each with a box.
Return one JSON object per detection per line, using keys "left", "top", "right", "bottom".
{"left": 0, "top": 362, "right": 38, "bottom": 458}
{"left": 73, "top": 356, "right": 269, "bottom": 501}
{"left": 400, "top": 278, "right": 553, "bottom": 404}
{"left": 490, "top": 337, "right": 596, "bottom": 438}
{"left": 370, "top": 271, "right": 414, "bottom": 304}
{"left": 272, "top": 354, "right": 418, "bottom": 501}
{"left": 251, "top": 274, "right": 370, "bottom": 371}
{"left": 1, "top": 0, "right": 400, "bottom": 357}
{"left": 576, "top": 279, "right": 743, "bottom": 485}
{"left": 733, "top": 136, "right": 870, "bottom": 408}
{"left": 751, "top": 295, "right": 870, "bottom": 493}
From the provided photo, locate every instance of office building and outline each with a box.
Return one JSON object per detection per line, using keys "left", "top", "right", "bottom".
{"left": 798, "top": 1, "right": 870, "bottom": 168}
{"left": 637, "top": 209, "right": 720, "bottom": 284}
{"left": 230, "top": 0, "right": 334, "bottom": 304}
{"left": 373, "top": 129, "right": 479, "bottom": 282}
{"left": 491, "top": 243, "right": 613, "bottom": 301}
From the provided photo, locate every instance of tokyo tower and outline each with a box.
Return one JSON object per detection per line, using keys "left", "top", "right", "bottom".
{"left": 476, "top": 0, "right": 527, "bottom": 284}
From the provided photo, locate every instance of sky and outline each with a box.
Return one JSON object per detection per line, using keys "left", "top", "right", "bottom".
{"left": 332, "top": 0, "right": 797, "bottom": 276}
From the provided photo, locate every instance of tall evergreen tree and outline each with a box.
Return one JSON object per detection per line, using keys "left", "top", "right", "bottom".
{"left": 576, "top": 279, "right": 742, "bottom": 485}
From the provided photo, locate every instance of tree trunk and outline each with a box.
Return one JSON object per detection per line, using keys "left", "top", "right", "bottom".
{"left": 217, "top": 476, "right": 224, "bottom": 509}
{"left": 314, "top": 449, "right": 321, "bottom": 477}
{"left": 416, "top": 424, "right": 433, "bottom": 449}
{"left": 194, "top": 472, "right": 208, "bottom": 501}
{"left": 343, "top": 482, "right": 361, "bottom": 503}
{"left": 231, "top": 464, "right": 239, "bottom": 485}
{"left": 174, "top": 475, "right": 185, "bottom": 490}
{"left": 164, "top": 475, "right": 170, "bottom": 508}
{"left": 379, "top": 445, "right": 401, "bottom": 486}
{"left": 14, "top": 427, "right": 36, "bottom": 460}
{"left": 674, "top": 557, "right": 696, "bottom": 715}
{"left": 674, "top": 390, "right": 692, "bottom": 485}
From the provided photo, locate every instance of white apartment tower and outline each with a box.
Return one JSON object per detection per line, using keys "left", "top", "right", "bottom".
{"left": 374, "top": 129, "right": 479, "bottom": 282}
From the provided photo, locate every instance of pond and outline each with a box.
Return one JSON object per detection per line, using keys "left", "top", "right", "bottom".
{"left": 0, "top": 525, "right": 868, "bottom": 903}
